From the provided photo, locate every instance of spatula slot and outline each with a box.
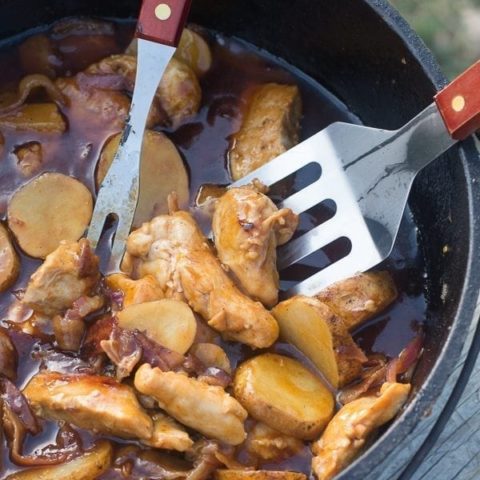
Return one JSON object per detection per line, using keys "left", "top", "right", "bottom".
{"left": 279, "top": 236, "right": 351, "bottom": 293}
{"left": 291, "top": 199, "right": 337, "bottom": 241}
{"left": 268, "top": 161, "right": 322, "bottom": 203}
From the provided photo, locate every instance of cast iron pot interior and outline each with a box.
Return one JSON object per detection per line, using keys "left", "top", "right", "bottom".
{"left": 1, "top": 0, "right": 480, "bottom": 478}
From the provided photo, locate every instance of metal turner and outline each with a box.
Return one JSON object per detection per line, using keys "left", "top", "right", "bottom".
{"left": 87, "top": 0, "right": 191, "bottom": 271}
{"left": 232, "top": 61, "right": 480, "bottom": 297}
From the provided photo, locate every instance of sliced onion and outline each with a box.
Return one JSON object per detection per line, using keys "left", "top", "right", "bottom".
{"left": 0, "top": 74, "right": 66, "bottom": 116}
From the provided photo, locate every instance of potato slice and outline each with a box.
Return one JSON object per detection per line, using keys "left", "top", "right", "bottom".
{"left": 106, "top": 273, "right": 164, "bottom": 307}
{"left": 216, "top": 471, "right": 306, "bottom": 480}
{"left": 190, "top": 343, "right": 232, "bottom": 374}
{"left": 97, "top": 130, "right": 189, "bottom": 227}
{"left": 127, "top": 28, "right": 212, "bottom": 76}
{"left": 175, "top": 28, "right": 212, "bottom": 76}
{"left": 316, "top": 272, "right": 397, "bottom": 330}
{"left": 117, "top": 299, "right": 197, "bottom": 354}
{"left": 6, "top": 440, "right": 112, "bottom": 480}
{"left": 8, "top": 173, "right": 93, "bottom": 258}
{"left": 0, "top": 103, "right": 66, "bottom": 133}
{"left": 272, "top": 296, "right": 366, "bottom": 388}
{"left": 233, "top": 353, "right": 334, "bottom": 440}
{"left": 0, "top": 223, "right": 19, "bottom": 292}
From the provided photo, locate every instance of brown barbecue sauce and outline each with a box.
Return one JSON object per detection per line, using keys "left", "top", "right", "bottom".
{"left": 0, "top": 19, "right": 426, "bottom": 477}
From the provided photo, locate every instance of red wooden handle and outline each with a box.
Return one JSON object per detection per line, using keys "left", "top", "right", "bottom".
{"left": 136, "top": 0, "right": 192, "bottom": 47}
{"left": 435, "top": 60, "right": 480, "bottom": 140}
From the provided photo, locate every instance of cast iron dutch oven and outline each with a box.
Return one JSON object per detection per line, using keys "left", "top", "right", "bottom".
{"left": 1, "top": 0, "right": 480, "bottom": 478}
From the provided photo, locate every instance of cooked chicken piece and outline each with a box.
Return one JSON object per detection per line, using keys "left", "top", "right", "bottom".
{"left": 312, "top": 382, "right": 411, "bottom": 480}
{"left": 86, "top": 54, "right": 201, "bottom": 126}
{"left": 143, "top": 412, "right": 194, "bottom": 452}
{"left": 135, "top": 364, "right": 247, "bottom": 445}
{"left": 56, "top": 77, "right": 130, "bottom": 135}
{"left": 106, "top": 273, "right": 164, "bottom": 307}
{"left": 52, "top": 295, "right": 104, "bottom": 351}
{"left": 213, "top": 187, "right": 298, "bottom": 307}
{"left": 158, "top": 57, "right": 201, "bottom": 126}
{"left": 23, "top": 372, "right": 153, "bottom": 441}
{"left": 246, "top": 422, "right": 303, "bottom": 462}
{"left": 316, "top": 272, "right": 398, "bottom": 330}
{"left": 229, "top": 83, "right": 301, "bottom": 181}
{"left": 126, "top": 207, "right": 279, "bottom": 349}
{"left": 22, "top": 239, "right": 100, "bottom": 317}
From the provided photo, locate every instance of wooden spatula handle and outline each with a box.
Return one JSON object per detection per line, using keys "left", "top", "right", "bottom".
{"left": 435, "top": 60, "right": 480, "bottom": 140}
{"left": 136, "top": 0, "right": 192, "bottom": 47}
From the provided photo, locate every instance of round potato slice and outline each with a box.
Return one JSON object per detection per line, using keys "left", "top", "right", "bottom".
{"left": 0, "top": 223, "right": 19, "bottom": 292}
{"left": 175, "top": 29, "right": 212, "bottom": 76}
{"left": 7, "top": 173, "right": 93, "bottom": 258}
{"left": 233, "top": 353, "right": 334, "bottom": 440}
{"left": 117, "top": 299, "right": 197, "bottom": 354}
{"left": 97, "top": 130, "right": 189, "bottom": 227}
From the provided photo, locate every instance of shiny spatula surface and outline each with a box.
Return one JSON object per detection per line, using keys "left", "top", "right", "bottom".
{"left": 232, "top": 61, "right": 480, "bottom": 296}
{"left": 87, "top": 0, "right": 191, "bottom": 271}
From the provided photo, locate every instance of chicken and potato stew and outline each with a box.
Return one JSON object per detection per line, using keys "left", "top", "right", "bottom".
{"left": 0, "top": 17, "right": 426, "bottom": 480}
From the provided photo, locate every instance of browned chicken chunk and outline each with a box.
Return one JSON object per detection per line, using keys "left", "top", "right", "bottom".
{"left": 311, "top": 382, "right": 411, "bottom": 480}
{"left": 22, "top": 239, "right": 99, "bottom": 317}
{"left": 246, "top": 422, "right": 304, "bottom": 462}
{"left": 213, "top": 187, "right": 298, "bottom": 308}
{"left": 135, "top": 363, "right": 248, "bottom": 445}
{"left": 56, "top": 76, "right": 129, "bottom": 136}
{"left": 23, "top": 372, "right": 153, "bottom": 441}
{"left": 316, "top": 271, "right": 398, "bottom": 330}
{"left": 125, "top": 208, "right": 279, "bottom": 349}
{"left": 229, "top": 83, "right": 301, "bottom": 181}
{"left": 144, "top": 412, "right": 194, "bottom": 452}
{"left": 86, "top": 54, "right": 201, "bottom": 126}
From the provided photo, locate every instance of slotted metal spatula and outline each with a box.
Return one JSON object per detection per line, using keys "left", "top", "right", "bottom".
{"left": 232, "top": 61, "right": 480, "bottom": 297}
{"left": 87, "top": 0, "right": 191, "bottom": 271}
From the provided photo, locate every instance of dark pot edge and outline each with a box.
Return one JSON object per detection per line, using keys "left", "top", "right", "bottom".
{"left": 336, "top": 1, "right": 480, "bottom": 478}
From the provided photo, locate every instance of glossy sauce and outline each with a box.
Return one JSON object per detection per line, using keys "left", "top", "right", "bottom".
{"left": 0, "top": 19, "right": 426, "bottom": 478}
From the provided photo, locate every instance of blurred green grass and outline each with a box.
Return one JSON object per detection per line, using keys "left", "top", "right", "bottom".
{"left": 390, "top": 0, "right": 480, "bottom": 78}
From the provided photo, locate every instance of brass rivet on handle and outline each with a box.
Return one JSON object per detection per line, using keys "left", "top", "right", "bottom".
{"left": 452, "top": 95, "right": 466, "bottom": 112}
{"left": 155, "top": 3, "right": 172, "bottom": 20}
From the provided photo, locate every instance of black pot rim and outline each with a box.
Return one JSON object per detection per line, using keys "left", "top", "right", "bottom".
{"left": 336, "top": 1, "right": 480, "bottom": 478}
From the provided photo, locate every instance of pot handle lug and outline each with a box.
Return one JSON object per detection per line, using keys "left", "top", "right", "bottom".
{"left": 136, "top": 0, "right": 192, "bottom": 47}
{"left": 435, "top": 60, "right": 480, "bottom": 141}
